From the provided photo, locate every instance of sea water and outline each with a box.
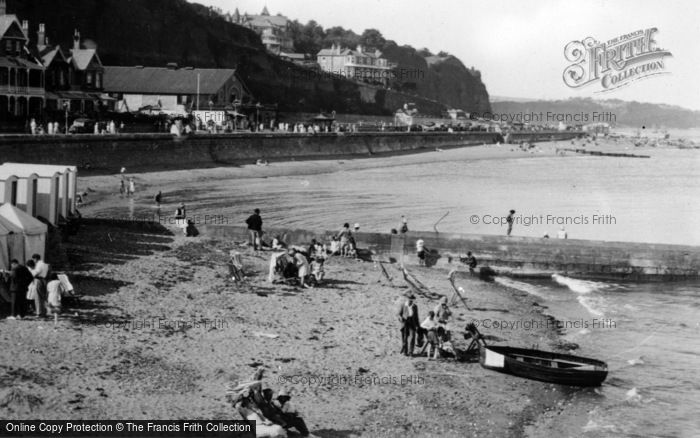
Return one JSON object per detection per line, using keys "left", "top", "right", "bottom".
{"left": 156, "top": 145, "right": 700, "bottom": 245}
{"left": 517, "top": 277, "right": 700, "bottom": 438}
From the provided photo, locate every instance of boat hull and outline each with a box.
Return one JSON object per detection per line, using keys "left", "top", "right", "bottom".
{"left": 480, "top": 345, "right": 608, "bottom": 387}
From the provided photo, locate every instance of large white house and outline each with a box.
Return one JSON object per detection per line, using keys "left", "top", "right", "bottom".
{"left": 317, "top": 44, "right": 394, "bottom": 85}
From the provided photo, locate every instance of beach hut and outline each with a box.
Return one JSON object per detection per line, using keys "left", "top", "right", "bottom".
{"left": 0, "top": 163, "right": 77, "bottom": 224}
{"left": 0, "top": 204, "right": 48, "bottom": 262}
{"left": 0, "top": 168, "right": 39, "bottom": 217}
{"left": 0, "top": 171, "right": 19, "bottom": 206}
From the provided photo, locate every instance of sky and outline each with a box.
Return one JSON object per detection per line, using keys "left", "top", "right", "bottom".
{"left": 190, "top": 0, "right": 700, "bottom": 110}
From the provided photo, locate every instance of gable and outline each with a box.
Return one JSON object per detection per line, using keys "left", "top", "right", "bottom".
{"left": 1, "top": 21, "right": 26, "bottom": 40}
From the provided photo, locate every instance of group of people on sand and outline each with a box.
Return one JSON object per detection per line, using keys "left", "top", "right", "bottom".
{"left": 227, "top": 367, "right": 312, "bottom": 438}
{"left": 268, "top": 240, "right": 327, "bottom": 288}
{"left": 0, "top": 255, "right": 67, "bottom": 325}
{"left": 331, "top": 222, "right": 360, "bottom": 258}
{"left": 397, "top": 291, "right": 454, "bottom": 360}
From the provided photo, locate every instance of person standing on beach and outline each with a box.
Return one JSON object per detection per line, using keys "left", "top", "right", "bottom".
{"left": 400, "top": 216, "right": 409, "bottom": 234}
{"left": 337, "top": 223, "right": 352, "bottom": 257}
{"left": 557, "top": 226, "right": 568, "bottom": 239}
{"left": 397, "top": 292, "right": 419, "bottom": 356}
{"left": 465, "top": 251, "right": 478, "bottom": 273}
{"left": 3, "top": 260, "right": 32, "bottom": 320}
{"left": 28, "top": 255, "right": 49, "bottom": 318}
{"left": 155, "top": 191, "right": 162, "bottom": 208}
{"left": 119, "top": 179, "right": 125, "bottom": 197}
{"left": 175, "top": 203, "right": 187, "bottom": 220}
{"left": 127, "top": 178, "right": 136, "bottom": 197}
{"left": 290, "top": 248, "right": 310, "bottom": 288}
{"left": 46, "top": 273, "right": 65, "bottom": 326}
{"left": 246, "top": 209, "right": 263, "bottom": 251}
{"left": 175, "top": 203, "right": 188, "bottom": 236}
{"left": 506, "top": 209, "right": 515, "bottom": 236}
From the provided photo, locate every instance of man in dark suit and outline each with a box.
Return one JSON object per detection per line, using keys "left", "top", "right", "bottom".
{"left": 4, "top": 259, "right": 33, "bottom": 319}
{"left": 245, "top": 209, "right": 263, "bottom": 251}
{"left": 397, "top": 292, "right": 420, "bottom": 356}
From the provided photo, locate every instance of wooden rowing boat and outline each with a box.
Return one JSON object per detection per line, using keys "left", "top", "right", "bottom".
{"left": 480, "top": 345, "right": 608, "bottom": 387}
{"left": 466, "top": 324, "right": 607, "bottom": 387}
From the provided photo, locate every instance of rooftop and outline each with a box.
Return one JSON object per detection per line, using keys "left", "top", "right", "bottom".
{"left": 103, "top": 66, "right": 238, "bottom": 95}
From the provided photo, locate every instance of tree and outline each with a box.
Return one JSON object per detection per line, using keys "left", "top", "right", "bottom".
{"left": 359, "top": 29, "right": 385, "bottom": 49}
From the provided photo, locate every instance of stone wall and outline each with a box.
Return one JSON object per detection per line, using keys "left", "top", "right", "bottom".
{"left": 0, "top": 131, "right": 583, "bottom": 174}
{"left": 202, "top": 224, "right": 700, "bottom": 281}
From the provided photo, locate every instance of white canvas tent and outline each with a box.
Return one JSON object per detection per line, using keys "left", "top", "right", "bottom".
{"left": 0, "top": 212, "right": 29, "bottom": 270}
{"left": 0, "top": 203, "right": 48, "bottom": 263}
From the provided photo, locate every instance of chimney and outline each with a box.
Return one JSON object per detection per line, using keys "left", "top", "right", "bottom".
{"left": 73, "top": 29, "right": 81, "bottom": 50}
{"left": 0, "top": 0, "right": 6, "bottom": 16}
{"left": 22, "top": 20, "right": 28, "bottom": 37}
{"left": 37, "top": 23, "right": 46, "bottom": 49}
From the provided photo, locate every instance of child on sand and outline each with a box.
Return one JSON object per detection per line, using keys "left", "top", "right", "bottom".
{"left": 416, "top": 239, "right": 426, "bottom": 266}
{"left": 46, "top": 273, "right": 65, "bottom": 326}
{"left": 310, "top": 257, "right": 325, "bottom": 284}
{"left": 421, "top": 311, "right": 440, "bottom": 360}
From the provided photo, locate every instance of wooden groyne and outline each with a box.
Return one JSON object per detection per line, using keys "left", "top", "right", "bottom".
{"left": 557, "top": 148, "right": 650, "bottom": 158}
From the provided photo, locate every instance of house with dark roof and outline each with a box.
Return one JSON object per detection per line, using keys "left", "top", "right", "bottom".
{"left": 103, "top": 64, "right": 251, "bottom": 114}
{"left": 235, "top": 7, "right": 293, "bottom": 54}
{"left": 0, "top": 0, "right": 45, "bottom": 121}
{"left": 38, "top": 25, "right": 107, "bottom": 114}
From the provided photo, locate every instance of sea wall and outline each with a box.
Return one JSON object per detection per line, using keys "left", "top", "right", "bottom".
{"left": 0, "top": 131, "right": 584, "bottom": 173}
{"left": 202, "top": 224, "right": 700, "bottom": 281}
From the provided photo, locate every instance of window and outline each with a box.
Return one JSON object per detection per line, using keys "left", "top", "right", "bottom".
{"left": 96, "top": 73, "right": 102, "bottom": 88}
{"left": 5, "top": 40, "right": 11, "bottom": 53}
{"left": 86, "top": 72, "right": 93, "bottom": 85}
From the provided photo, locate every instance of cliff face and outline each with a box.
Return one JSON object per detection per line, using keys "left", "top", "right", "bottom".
{"left": 383, "top": 44, "right": 491, "bottom": 113}
{"left": 9, "top": 0, "right": 491, "bottom": 115}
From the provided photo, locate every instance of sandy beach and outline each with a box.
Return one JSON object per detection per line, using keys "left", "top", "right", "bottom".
{"left": 1, "top": 134, "right": 693, "bottom": 437}
{"left": 0, "top": 218, "right": 575, "bottom": 437}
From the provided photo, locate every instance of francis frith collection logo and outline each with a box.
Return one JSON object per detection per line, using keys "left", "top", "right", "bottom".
{"left": 563, "top": 28, "right": 672, "bottom": 92}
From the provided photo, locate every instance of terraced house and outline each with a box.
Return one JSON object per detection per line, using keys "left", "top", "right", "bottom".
{"left": 0, "top": 0, "right": 44, "bottom": 122}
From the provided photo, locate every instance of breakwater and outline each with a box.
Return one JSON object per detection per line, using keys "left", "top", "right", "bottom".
{"left": 0, "top": 131, "right": 583, "bottom": 174}
{"left": 202, "top": 224, "right": 700, "bottom": 281}
{"left": 557, "top": 148, "right": 651, "bottom": 158}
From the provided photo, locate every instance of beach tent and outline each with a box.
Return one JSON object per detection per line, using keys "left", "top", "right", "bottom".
{"left": 0, "top": 204, "right": 48, "bottom": 262}
{"left": 0, "top": 211, "right": 29, "bottom": 269}
{"left": 0, "top": 220, "right": 16, "bottom": 270}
